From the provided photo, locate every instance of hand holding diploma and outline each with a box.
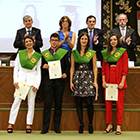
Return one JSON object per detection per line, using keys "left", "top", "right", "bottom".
{"left": 14, "top": 80, "right": 31, "bottom": 100}
{"left": 48, "top": 60, "right": 62, "bottom": 79}
{"left": 105, "top": 84, "right": 118, "bottom": 101}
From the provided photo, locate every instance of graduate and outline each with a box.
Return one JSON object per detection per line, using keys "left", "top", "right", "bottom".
{"left": 7, "top": 36, "right": 41, "bottom": 133}
{"left": 70, "top": 32, "right": 98, "bottom": 133}
{"left": 102, "top": 33, "right": 128, "bottom": 135}
{"left": 41, "top": 33, "right": 70, "bottom": 134}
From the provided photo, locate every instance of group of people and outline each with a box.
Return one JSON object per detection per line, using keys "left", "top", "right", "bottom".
{"left": 6, "top": 13, "right": 137, "bottom": 135}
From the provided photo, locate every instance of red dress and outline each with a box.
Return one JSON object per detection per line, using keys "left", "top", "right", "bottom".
{"left": 102, "top": 50, "right": 128, "bottom": 125}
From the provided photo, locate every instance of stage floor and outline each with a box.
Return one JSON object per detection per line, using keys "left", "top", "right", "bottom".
{"left": 0, "top": 131, "right": 140, "bottom": 140}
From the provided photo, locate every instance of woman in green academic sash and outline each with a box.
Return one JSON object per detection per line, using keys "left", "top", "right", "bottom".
{"left": 70, "top": 32, "right": 98, "bottom": 134}
{"left": 102, "top": 33, "right": 128, "bottom": 135}
{"left": 7, "top": 36, "right": 41, "bottom": 133}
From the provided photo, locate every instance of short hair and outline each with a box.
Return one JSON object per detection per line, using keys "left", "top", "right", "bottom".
{"left": 23, "top": 15, "right": 33, "bottom": 22}
{"left": 117, "top": 13, "right": 128, "bottom": 21}
{"left": 59, "top": 16, "right": 72, "bottom": 31}
{"left": 50, "top": 33, "right": 60, "bottom": 40}
{"left": 86, "top": 15, "right": 96, "bottom": 22}
{"left": 24, "top": 35, "right": 34, "bottom": 43}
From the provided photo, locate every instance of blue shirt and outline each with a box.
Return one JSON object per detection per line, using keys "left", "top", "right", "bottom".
{"left": 58, "top": 30, "right": 73, "bottom": 58}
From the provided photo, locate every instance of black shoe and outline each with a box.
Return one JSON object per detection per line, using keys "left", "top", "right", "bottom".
{"left": 103, "top": 124, "right": 114, "bottom": 134}
{"left": 88, "top": 124, "right": 93, "bottom": 134}
{"left": 26, "top": 128, "right": 32, "bottom": 133}
{"left": 55, "top": 130, "right": 61, "bottom": 133}
{"left": 79, "top": 124, "right": 84, "bottom": 134}
{"left": 41, "top": 130, "right": 48, "bottom": 134}
{"left": 115, "top": 131, "right": 121, "bottom": 135}
{"left": 7, "top": 128, "right": 13, "bottom": 133}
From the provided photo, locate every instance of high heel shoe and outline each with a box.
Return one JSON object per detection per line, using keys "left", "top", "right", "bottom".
{"left": 7, "top": 128, "right": 13, "bottom": 133}
{"left": 26, "top": 125, "right": 32, "bottom": 133}
{"left": 103, "top": 123, "right": 114, "bottom": 134}
{"left": 7, "top": 124, "right": 13, "bottom": 133}
{"left": 115, "top": 125, "right": 121, "bottom": 135}
{"left": 79, "top": 124, "right": 84, "bottom": 134}
{"left": 88, "top": 124, "right": 93, "bottom": 134}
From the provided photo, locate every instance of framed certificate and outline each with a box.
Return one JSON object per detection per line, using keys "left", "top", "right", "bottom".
{"left": 48, "top": 60, "right": 62, "bottom": 79}
{"left": 105, "top": 84, "right": 118, "bottom": 101}
{"left": 14, "top": 80, "right": 31, "bottom": 100}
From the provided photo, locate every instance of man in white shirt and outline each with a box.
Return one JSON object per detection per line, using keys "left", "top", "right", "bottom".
{"left": 110, "top": 13, "right": 137, "bottom": 62}
{"left": 13, "top": 15, "right": 43, "bottom": 53}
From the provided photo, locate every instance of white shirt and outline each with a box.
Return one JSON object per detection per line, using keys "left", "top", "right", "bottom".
{"left": 87, "top": 28, "right": 94, "bottom": 37}
{"left": 120, "top": 26, "right": 126, "bottom": 37}
{"left": 14, "top": 51, "right": 41, "bottom": 89}
{"left": 26, "top": 27, "right": 32, "bottom": 35}
{"left": 119, "top": 26, "right": 131, "bottom": 45}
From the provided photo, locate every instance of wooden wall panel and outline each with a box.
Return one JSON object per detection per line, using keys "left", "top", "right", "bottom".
{"left": 0, "top": 67, "right": 140, "bottom": 131}
{"left": 0, "top": 67, "right": 140, "bottom": 109}
{"left": 1, "top": 110, "right": 140, "bottom": 131}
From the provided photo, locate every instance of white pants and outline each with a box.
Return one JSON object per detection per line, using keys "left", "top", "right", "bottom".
{"left": 8, "top": 87, "right": 36, "bottom": 125}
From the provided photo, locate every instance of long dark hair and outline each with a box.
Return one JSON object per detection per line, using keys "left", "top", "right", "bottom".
{"left": 107, "top": 33, "right": 120, "bottom": 54}
{"left": 76, "top": 32, "right": 90, "bottom": 53}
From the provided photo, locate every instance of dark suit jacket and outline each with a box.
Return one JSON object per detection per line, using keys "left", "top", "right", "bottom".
{"left": 42, "top": 50, "right": 70, "bottom": 86}
{"left": 78, "top": 28, "right": 103, "bottom": 61}
{"left": 13, "top": 27, "right": 43, "bottom": 53}
{"left": 110, "top": 27, "right": 137, "bottom": 62}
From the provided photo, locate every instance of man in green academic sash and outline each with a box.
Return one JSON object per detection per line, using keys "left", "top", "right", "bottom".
{"left": 41, "top": 33, "right": 70, "bottom": 134}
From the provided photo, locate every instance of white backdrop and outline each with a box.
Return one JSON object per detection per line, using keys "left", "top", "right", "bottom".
{"left": 0, "top": 0, "right": 101, "bottom": 53}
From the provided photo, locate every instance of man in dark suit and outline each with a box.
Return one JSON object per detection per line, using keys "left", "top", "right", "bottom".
{"left": 41, "top": 33, "right": 70, "bottom": 134}
{"left": 13, "top": 15, "right": 43, "bottom": 53}
{"left": 110, "top": 13, "right": 137, "bottom": 62}
{"left": 78, "top": 15, "right": 103, "bottom": 62}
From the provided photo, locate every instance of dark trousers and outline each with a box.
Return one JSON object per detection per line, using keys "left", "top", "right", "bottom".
{"left": 75, "top": 96, "right": 94, "bottom": 125}
{"left": 42, "top": 83, "right": 65, "bottom": 131}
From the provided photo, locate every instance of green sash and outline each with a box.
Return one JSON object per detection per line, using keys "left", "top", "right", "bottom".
{"left": 101, "top": 48, "right": 126, "bottom": 62}
{"left": 19, "top": 50, "right": 41, "bottom": 70}
{"left": 41, "top": 48, "right": 68, "bottom": 62}
{"left": 72, "top": 49, "right": 96, "bottom": 64}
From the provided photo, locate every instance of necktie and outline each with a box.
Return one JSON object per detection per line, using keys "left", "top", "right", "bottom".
{"left": 53, "top": 50, "right": 55, "bottom": 55}
{"left": 90, "top": 30, "right": 93, "bottom": 49}
{"left": 52, "top": 49, "right": 55, "bottom": 55}
{"left": 28, "top": 30, "right": 31, "bottom": 36}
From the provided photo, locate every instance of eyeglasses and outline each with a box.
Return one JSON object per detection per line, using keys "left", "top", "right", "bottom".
{"left": 50, "top": 39, "right": 59, "bottom": 42}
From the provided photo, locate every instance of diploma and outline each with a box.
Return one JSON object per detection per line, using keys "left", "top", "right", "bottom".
{"left": 48, "top": 60, "right": 62, "bottom": 79}
{"left": 14, "top": 80, "right": 31, "bottom": 100}
{"left": 105, "top": 84, "right": 118, "bottom": 101}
